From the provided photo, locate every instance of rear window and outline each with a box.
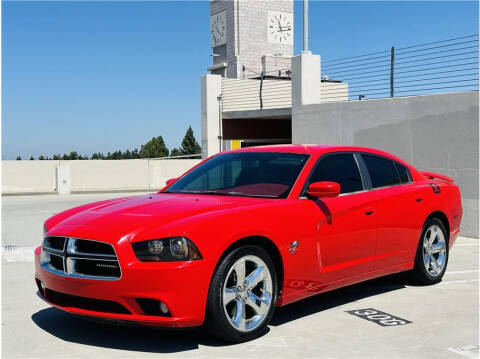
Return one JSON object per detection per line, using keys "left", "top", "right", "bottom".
{"left": 394, "top": 162, "right": 411, "bottom": 183}
{"left": 362, "top": 154, "right": 400, "bottom": 188}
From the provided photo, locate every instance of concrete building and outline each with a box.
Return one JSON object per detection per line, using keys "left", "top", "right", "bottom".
{"left": 201, "top": 3, "right": 478, "bottom": 237}
{"left": 208, "top": 0, "right": 293, "bottom": 78}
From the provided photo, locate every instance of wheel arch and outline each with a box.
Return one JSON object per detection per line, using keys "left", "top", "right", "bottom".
{"left": 425, "top": 211, "right": 450, "bottom": 242}
{"left": 214, "top": 236, "right": 284, "bottom": 298}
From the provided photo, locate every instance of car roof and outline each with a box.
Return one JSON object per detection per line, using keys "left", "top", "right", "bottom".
{"left": 228, "top": 144, "right": 410, "bottom": 166}
{"left": 231, "top": 144, "right": 386, "bottom": 156}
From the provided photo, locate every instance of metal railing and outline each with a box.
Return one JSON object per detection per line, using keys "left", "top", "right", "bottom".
{"left": 321, "top": 34, "right": 479, "bottom": 101}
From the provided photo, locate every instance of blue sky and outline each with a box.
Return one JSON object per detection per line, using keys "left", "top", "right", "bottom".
{"left": 2, "top": 1, "right": 478, "bottom": 160}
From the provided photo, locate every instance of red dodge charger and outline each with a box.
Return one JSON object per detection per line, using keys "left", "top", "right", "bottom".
{"left": 35, "top": 145, "right": 462, "bottom": 342}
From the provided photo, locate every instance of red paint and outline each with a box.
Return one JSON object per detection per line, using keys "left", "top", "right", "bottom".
{"left": 35, "top": 145, "right": 462, "bottom": 327}
{"left": 421, "top": 171, "right": 455, "bottom": 183}
{"left": 307, "top": 181, "right": 341, "bottom": 198}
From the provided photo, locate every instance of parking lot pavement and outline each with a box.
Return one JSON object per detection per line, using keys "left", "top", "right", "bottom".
{"left": 2, "top": 193, "right": 479, "bottom": 358}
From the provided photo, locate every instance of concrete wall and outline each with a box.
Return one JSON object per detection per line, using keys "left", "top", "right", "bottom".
{"left": 2, "top": 159, "right": 201, "bottom": 194}
{"left": 292, "top": 91, "right": 479, "bottom": 238}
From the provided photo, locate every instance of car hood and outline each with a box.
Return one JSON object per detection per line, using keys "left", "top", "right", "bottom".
{"left": 48, "top": 193, "right": 270, "bottom": 243}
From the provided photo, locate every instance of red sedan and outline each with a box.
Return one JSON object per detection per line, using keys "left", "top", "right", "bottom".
{"left": 35, "top": 145, "right": 462, "bottom": 342}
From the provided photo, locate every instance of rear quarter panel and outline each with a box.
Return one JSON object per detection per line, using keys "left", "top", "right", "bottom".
{"left": 413, "top": 179, "right": 462, "bottom": 247}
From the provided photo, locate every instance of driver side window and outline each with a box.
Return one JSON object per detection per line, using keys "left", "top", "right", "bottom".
{"left": 309, "top": 153, "right": 363, "bottom": 194}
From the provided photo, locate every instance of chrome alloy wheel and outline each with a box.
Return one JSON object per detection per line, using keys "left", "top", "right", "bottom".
{"left": 423, "top": 224, "right": 447, "bottom": 277}
{"left": 222, "top": 255, "right": 273, "bottom": 332}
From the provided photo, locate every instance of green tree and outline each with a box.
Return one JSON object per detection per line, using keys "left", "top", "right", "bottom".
{"left": 29, "top": 156, "right": 34, "bottom": 160}
{"left": 16, "top": 156, "right": 21, "bottom": 160}
{"left": 139, "top": 136, "right": 169, "bottom": 158}
{"left": 38, "top": 155, "right": 46, "bottom": 160}
{"left": 170, "top": 148, "right": 182, "bottom": 157}
{"left": 179, "top": 126, "right": 201, "bottom": 155}
{"left": 91, "top": 152, "right": 105, "bottom": 160}
{"left": 52, "top": 154, "right": 61, "bottom": 160}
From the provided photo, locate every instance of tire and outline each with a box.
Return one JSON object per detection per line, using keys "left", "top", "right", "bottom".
{"left": 205, "top": 245, "right": 278, "bottom": 343}
{"left": 411, "top": 218, "right": 449, "bottom": 284}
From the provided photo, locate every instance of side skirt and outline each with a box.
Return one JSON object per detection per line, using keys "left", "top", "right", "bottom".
{"left": 278, "top": 261, "right": 413, "bottom": 306}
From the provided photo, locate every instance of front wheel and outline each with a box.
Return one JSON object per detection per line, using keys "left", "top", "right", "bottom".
{"left": 205, "top": 245, "right": 278, "bottom": 343}
{"left": 411, "top": 218, "right": 449, "bottom": 284}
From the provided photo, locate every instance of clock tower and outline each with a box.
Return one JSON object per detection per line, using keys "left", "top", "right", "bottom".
{"left": 208, "top": 0, "right": 294, "bottom": 79}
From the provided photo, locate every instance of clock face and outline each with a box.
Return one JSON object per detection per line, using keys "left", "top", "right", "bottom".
{"left": 210, "top": 11, "right": 226, "bottom": 47}
{"left": 267, "top": 10, "right": 293, "bottom": 45}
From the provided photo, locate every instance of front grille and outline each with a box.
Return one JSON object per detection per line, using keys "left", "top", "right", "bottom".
{"left": 50, "top": 254, "right": 64, "bottom": 271}
{"left": 41, "top": 237, "right": 121, "bottom": 280}
{"left": 45, "top": 289, "right": 130, "bottom": 314}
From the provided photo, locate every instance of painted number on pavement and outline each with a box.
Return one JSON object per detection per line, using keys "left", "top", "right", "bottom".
{"left": 346, "top": 308, "right": 412, "bottom": 327}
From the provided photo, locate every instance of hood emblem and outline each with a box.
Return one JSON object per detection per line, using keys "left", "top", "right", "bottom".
{"left": 289, "top": 241, "right": 299, "bottom": 254}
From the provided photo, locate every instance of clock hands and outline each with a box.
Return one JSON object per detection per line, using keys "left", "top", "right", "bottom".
{"left": 276, "top": 20, "right": 291, "bottom": 33}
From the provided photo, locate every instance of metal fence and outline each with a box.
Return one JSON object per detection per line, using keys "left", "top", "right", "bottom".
{"left": 321, "top": 34, "right": 479, "bottom": 101}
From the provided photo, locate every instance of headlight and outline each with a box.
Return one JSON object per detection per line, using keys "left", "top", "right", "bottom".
{"left": 132, "top": 237, "right": 202, "bottom": 262}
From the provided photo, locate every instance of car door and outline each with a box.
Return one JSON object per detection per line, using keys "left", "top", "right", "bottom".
{"left": 301, "top": 153, "right": 378, "bottom": 284}
{"left": 359, "top": 154, "right": 421, "bottom": 269}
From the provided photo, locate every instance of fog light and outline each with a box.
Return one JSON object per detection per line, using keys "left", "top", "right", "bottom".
{"left": 159, "top": 302, "right": 169, "bottom": 315}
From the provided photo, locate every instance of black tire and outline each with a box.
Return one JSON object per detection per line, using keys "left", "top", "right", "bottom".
{"left": 205, "top": 245, "right": 278, "bottom": 343}
{"left": 411, "top": 218, "right": 449, "bottom": 284}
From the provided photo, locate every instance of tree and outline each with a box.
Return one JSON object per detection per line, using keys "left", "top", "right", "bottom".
{"left": 91, "top": 152, "right": 104, "bottom": 160}
{"left": 16, "top": 156, "right": 21, "bottom": 160}
{"left": 179, "top": 126, "right": 201, "bottom": 155}
{"left": 38, "top": 155, "right": 46, "bottom": 160}
{"left": 53, "top": 154, "right": 61, "bottom": 160}
{"left": 139, "top": 136, "right": 169, "bottom": 158}
{"left": 170, "top": 148, "right": 182, "bottom": 157}
{"left": 29, "top": 156, "right": 34, "bottom": 160}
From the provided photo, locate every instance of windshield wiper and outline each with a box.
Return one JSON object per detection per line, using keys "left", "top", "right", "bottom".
{"left": 175, "top": 190, "right": 231, "bottom": 196}
{"left": 223, "top": 192, "right": 278, "bottom": 198}
{"left": 171, "top": 190, "right": 278, "bottom": 198}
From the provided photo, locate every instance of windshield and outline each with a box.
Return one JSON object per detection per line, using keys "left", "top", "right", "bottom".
{"left": 165, "top": 152, "right": 309, "bottom": 198}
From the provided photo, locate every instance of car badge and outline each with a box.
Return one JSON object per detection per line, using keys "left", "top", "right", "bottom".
{"left": 289, "top": 241, "right": 299, "bottom": 254}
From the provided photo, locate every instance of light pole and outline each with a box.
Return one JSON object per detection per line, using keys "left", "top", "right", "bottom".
{"left": 303, "top": 0, "right": 309, "bottom": 52}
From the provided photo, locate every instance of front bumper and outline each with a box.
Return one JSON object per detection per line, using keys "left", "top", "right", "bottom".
{"left": 34, "top": 245, "right": 212, "bottom": 328}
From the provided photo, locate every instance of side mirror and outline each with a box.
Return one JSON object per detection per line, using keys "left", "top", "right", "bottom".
{"left": 307, "top": 181, "right": 340, "bottom": 198}
{"left": 165, "top": 178, "right": 177, "bottom": 186}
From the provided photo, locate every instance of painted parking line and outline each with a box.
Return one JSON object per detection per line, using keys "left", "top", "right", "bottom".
{"left": 447, "top": 344, "right": 479, "bottom": 358}
{"left": 446, "top": 270, "right": 478, "bottom": 275}
{"left": 2, "top": 246, "right": 35, "bottom": 263}
{"left": 439, "top": 279, "right": 479, "bottom": 285}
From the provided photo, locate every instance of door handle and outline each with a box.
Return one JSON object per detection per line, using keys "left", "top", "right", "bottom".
{"left": 416, "top": 198, "right": 423, "bottom": 202}
{"left": 365, "top": 208, "right": 375, "bottom": 216}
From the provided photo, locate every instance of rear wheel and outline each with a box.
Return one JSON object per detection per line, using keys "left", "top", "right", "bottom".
{"left": 411, "top": 218, "right": 449, "bottom": 284}
{"left": 205, "top": 245, "right": 277, "bottom": 343}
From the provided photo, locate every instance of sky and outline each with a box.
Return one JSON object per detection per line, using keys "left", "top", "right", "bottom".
{"left": 2, "top": 0, "right": 478, "bottom": 160}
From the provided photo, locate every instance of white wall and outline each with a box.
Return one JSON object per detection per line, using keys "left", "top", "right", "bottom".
{"left": 2, "top": 159, "right": 201, "bottom": 194}
{"left": 2, "top": 161, "right": 58, "bottom": 193}
{"left": 221, "top": 77, "right": 348, "bottom": 112}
